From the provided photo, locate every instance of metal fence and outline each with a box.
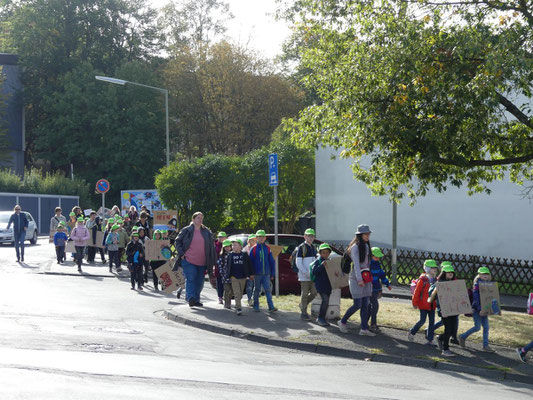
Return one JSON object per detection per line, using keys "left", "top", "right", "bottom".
{"left": 332, "top": 244, "right": 533, "bottom": 296}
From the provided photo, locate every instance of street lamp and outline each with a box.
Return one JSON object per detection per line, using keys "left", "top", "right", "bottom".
{"left": 95, "top": 75, "right": 170, "bottom": 167}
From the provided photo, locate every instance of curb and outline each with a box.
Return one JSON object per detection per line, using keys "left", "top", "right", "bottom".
{"left": 163, "top": 309, "right": 532, "bottom": 385}
{"left": 381, "top": 292, "right": 526, "bottom": 314}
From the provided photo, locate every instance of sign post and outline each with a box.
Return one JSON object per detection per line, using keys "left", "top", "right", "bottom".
{"left": 95, "top": 179, "right": 110, "bottom": 220}
{"left": 269, "top": 153, "right": 279, "bottom": 297}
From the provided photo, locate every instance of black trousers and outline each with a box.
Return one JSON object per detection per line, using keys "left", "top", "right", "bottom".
{"left": 55, "top": 246, "right": 65, "bottom": 263}
{"left": 118, "top": 248, "right": 124, "bottom": 267}
{"left": 129, "top": 263, "right": 144, "bottom": 288}
{"left": 151, "top": 261, "right": 165, "bottom": 289}
{"left": 439, "top": 315, "right": 458, "bottom": 351}
{"left": 318, "top": 292, "right": 330, "bottom": 319}
{"left": 108, "top": 250, "right": 119, "bottom": 269}
{"left": 75, "top": 246, "right": 85, "bottom": 268}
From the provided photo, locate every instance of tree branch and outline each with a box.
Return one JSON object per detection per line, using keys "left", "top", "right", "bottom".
{"left": 497, "top": 92, "right": 533, "bottom": 130}
{"left": 437, "top": 153, "right": 533, "bottom": 166}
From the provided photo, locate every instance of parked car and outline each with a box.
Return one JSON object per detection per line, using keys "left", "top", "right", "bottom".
{"left": 228, "top": 233, "right": 349, "bottom": 296}
{"left": 0, "top": 211, "right": 39, "bottom": 245}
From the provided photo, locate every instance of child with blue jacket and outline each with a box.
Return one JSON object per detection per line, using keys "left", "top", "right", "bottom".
{"left": 368, "top": 247, "right": 392, "bottom": 333}
{"left": 53, "top": 223, "right": 68, "bottom": 264}
{"left": 249, "top": 230, "right": 277, "bottom": 313}
{"left": 311, "top": 243, "right": 333, "bottom": 327}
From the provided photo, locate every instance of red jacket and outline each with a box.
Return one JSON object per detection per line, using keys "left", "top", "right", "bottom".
{"left": 412, "top": 274, "right": 435, "bottom": 311}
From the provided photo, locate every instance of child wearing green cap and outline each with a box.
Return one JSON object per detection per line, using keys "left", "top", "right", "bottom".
{"left": 431, "top": 261, "right": 460, "bottom": 344}
{"left": 368, "top": 247, "right": 392, "bottom": 333}
{"left": 459, "top": 267, "right": 498, "bottom": 352}
{"left": 126, "top": 233, "right": 145, "bottom": 291}
{"left": 217, "top": 239, "right": 233, "bottom": 309}
{"left": 70, "top": 217, "right": 90, "bottom": 273}
{"left": 225, "top": 239, "right": 253, "bottom": 315}
{"left": 53, "top": 224, "right": 68, "bottom": 264}
{"left": 310, "top": 243, "right": 333, "bottom": 326}
{"left": 214, "top": 232, "right": 228, "bottom": 304}
{"left": 105, "top": 225, "right": 122, "bottom": 273}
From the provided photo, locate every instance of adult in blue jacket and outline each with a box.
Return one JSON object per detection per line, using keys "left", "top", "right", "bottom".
{"left": 249, "top": 230, "right": 277, "bottom": 312}
{"left": 6, "top": 205, "right": 29, "bottom": 262}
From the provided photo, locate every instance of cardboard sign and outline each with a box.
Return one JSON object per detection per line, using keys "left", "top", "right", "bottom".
{"left": 527, "top": 293, "right": 533, "bottom": 315}
{"left": 84, "top": 209, "right": 93, "bottom": 216}
{"left": 436, "top": 280, "right": 472, "bottom": 317}
{"left": 153, "top": 210, "right": 177, "bottom": 230}
{"left": 269, "top": 245, "right": 284, "bottom": 259}
{"left": 479, "top": 281, "right": 501, "bottom": 315}
{"left": 324, "top": 257, "right": 349, "bottom": 289}
{"left": 88, "top": 231, "right": 105, "bottom": 249}
{"left": 154, "top": 260, "right": 185, "bottom": 294}
{"left": 65, "top": 240, "right": 77, "bottom": 253}
{"left": 145, "top": 239, "right": 171, "bottom": 261}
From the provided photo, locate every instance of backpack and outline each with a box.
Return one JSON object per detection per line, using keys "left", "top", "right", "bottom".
{"left": 341, "top": 251, "right": 352, "bottom": 274}
{"left": 290, "top": 243, "right": 308, "bottom": 273}
{"left": 411, "top": 276, "right": 429, "bottom": 301}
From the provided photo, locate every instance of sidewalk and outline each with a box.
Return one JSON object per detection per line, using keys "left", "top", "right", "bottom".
{"left": 165, "top": 287, "right": 533, "bottom": 385}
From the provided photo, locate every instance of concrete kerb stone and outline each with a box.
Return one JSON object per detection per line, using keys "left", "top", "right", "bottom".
{"left": 163, "top": 308, "right": 531, "bottom": 384}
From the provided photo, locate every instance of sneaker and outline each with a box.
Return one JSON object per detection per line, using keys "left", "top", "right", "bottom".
{"left": 369, "top": 325, "right": 381, "bottom": 333}
{"left": 317, "top": 318, "right": 330, "bottom": 327}
{"left": 131, "top": 287, "right": 135, "bottom": 290}
{"left": 116, "top": 267, "right": 123, "bottom": 272}
{"left": 218, "top": 297, "right": 223, "bottom": 305}
{"left": 268, "top": 307, "right": 278, "bottom": 313}
{"left": 195, "top": 302, "right": 203, "bottom": 307}
{"left": 451, "top": 337, "right": 460, "bottom": 345}
{"left": 424, "top": 328, "right": 428, "bottom": 340}
{"left": 482, "top": 345, "right": 495, "bottom": 353}
{"left": 109, "top": 267, "right": 112, "bottom": 273}
{"left": 442, "top": 350, "right": 455, "bottom": 357}
{"left": 224, "top": 305, "right": 231, "bottom": 310}
{"left": 459, "top": 337, "right": 466, "bottom": 348}
{"left": 236, "top": 309, "right": 242, "bottom": 316}
{"left": 188, "top": 298, "right": 196, "bottom": 307}
{"left": 408, "top": 332, "right": 415, "bottom": 342}
{"left": 337, "top": 320, "right": 349, "bottom": 333}
{"left": 359, "top": 329, "right": 376, "bottom": 337}
{"left": 177, "top": 288, "right": 182, "bottom": 299}
{"left": 425, "top": 341, "right": 437, "bottom": 346}
{"left": 57, "top": 261, "right": 61, "bottom": 264}
{"left": 21, "top": 257, "right": 24, "bottom": 262}
{"left": 102, "top": 259, "right": 107, "bottom": 264}
{"left": 301, "top": 312, "right": 311, "bottom": 321}
{"left": 78, "top": 268, "right": 82, "bottom": 273}
{"left": 516, "top": 348, "right": 527, "bottom": 363}
{"left": 138, "top": 286, "right": 143, "bottom": 291}
{"left": 248, "top": 299, "right": 253, "bottom": 307}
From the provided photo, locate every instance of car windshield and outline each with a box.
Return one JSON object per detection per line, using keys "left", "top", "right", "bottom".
{"left": 0, "top": 214, "right": 11, "bottom": 224}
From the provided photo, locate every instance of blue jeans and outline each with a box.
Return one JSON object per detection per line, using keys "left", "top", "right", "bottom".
{"left": 182, "top": 259, "right": 206, "bottom": 303}
{"left": 341, "top": 296, "right": 370, "bottom": 330}
{"left": 522, "top": 340, "right": 533, "bottom": 354}
{"left": 318, "top": 293, "right": 330, "bottom": 319}
{"left": 253, "top": 274, "right": 274, "bottom": 310}
{"left": 246, "top": 279, "right": 254, "bottom": 301}
{"left": 14, "top": 231, "right": 26, "bottom": 260}
{"left": 410, "top": 309, "right": 435, "bottom": 341}
{"left": 460, "top": 312, "right": 489, "bottom": 347}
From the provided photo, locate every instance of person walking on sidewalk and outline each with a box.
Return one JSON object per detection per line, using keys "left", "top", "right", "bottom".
{"left": 70, "top": 217, "right": 90, "bottom": 273}
{"left": 86, "top": 212, "right": 106, "bottom": 264}
{"left": 249, "top": 230, "right": 277, "bottom": 313}
{"left": 126, "top": 232, "right": 145, "bottom": 291}
{"left": 431, "top": 261, "right": 460, "bottom": 344}
{"left": 428, "top": 264, "right": 458, "bottom": 357}
{"left": 50, "top": 207, "right": 66, "bottom": 233}
{"left": 225, "top": 239, "right": 253, "bottom": 315}
{"left": 218, "top": 239, "right": 233, "bottom": 309}
{"left": 295, "top": 228, "right": 318, "bottom": 321}
{"left": 459, "top": 267, "right": 499, "bottom": 352}
{"left": 214, "top": 231, "right": 228, "bottom": 304}
{"left": 53, "top": 223, "right": 68, "bottom": 264}
{"left": 175, "top": 212, "right": 216, "bottom": 308}
{"left": 311, "top": 243, "right": 333, "bottom": 326}
{"left": 106, "top": 225, "right": 122, "bottom": 272}
{"left": 7, "top": 205, "right": 28, "bottom": 262}
{"left": 408, "top": 259, "right": 438, "bottom": 345}
{"left": 367, "top": 247, "right": 392, "bottom": 333}
{"left": 244, "top": 234, "right": 257, "bottom": 306}
{"left": 338, "top": 224, "right": 375, "bottom": 336}
{"left": 516, "top": 341, "right": 533, "bottom": 363}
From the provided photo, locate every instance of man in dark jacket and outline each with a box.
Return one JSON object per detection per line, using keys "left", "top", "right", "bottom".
{"left": 7, "top": 205, "right": 29, "bottom": 262}
{"left": 175, "top": 212, "right": 216, "bottom": 306}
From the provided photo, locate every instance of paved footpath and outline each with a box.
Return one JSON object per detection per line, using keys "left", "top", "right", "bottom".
{"left": 165, "top": 286, "right": 533, "bottom": 385}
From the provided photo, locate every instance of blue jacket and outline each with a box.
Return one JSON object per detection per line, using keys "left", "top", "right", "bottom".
{"left": 370, "top": 260, "right": 391, "bottom": 293}
{"left": 53, "top": 231, "right": 68, "bottom": 246}
{"left": 249, "top": 243, "right": 275, "bottom": 276}
{"left": 7, "top": 212, "right": 29, "bottom": 234}
{"left": 311, "top": 256, "right": 332, "bottom": 295}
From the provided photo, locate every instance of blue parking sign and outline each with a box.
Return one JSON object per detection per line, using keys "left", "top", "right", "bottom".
{"left": 268, "top": 153, "right": 278, "bottom": 187}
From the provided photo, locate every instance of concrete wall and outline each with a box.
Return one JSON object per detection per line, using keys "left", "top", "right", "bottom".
{"left": 315, "top": 147, "right": 532, "bottom": 260}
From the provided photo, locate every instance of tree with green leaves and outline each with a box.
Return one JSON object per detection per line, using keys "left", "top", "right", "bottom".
{"left": 280, "top": 0, "right": 533, "bottom": 202}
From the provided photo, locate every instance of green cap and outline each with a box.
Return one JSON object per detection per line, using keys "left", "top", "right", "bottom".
{"left": 111, "top": 224, "right": 120, "bottom": 231}
{"left": 304, "top": 228, "right": 316, "bottom": 236}
{"left": 217, "top": 231, "right": 227, "bottom": 238}
{"left": 222, "top": 239, "right": 232, "bottom": 247}
{"left": 77, "top": 217, "right": 84, "bottom": 222}
{"left": 255, "top": 229, "right": 266, "bottom": 237}
{"left": 69, "top": 212, "right": 76, "bottom": 217}
{"left": 232, "top": 238, "right": 243, "bottom": 246}
{"left": 57, "top": 224, "right": 64, "bottom": 229}
{"left": 424, "top": 259, "right": 438, "bottom": 268}
{"left": 442, "top": 264, "right": 455, "bottom": 273}
{"left": 319, "top": 243, "right": 331, "bottom": 251}
{"left": 153, "top": 229, "right": 162, "bottom": 239}
{"left": 132, "top": 233, "right": 139, "bottom": 237}
{"left": 108, "top": 218, "right": 115, "bottom": 223}
{"left": 132, "top": 226, "right": 139, "bottom": 231}
{"left": 371, "top": 247, "right": 384, "bottom": 258}
{"left": 478, "top": 267, "right": 490, "bottom": 274}
{"left": 248, "top": 234, "right": 256, "bottom": 240}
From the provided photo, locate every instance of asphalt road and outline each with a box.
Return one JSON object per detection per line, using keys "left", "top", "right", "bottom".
{"left": 1, "top": 238, "right": 532, "bottom": 399}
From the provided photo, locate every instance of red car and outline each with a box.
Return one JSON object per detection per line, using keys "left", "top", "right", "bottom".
{"left": 227, "top": 233, "right": 349, "bottom": 296}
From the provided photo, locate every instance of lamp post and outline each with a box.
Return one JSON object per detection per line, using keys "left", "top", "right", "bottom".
{"left": 95, "top": 75, "right": 170, "bottom": 167}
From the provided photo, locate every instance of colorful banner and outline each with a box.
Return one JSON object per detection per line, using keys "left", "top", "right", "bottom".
{"left": 153, "top": 210, "right": 177, "bottom": 230}
{"left": 121, "top": 190, "right": 165, "bottom": 215}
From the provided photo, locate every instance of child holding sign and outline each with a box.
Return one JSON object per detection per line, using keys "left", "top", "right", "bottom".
{"left": 459, "top": 267, "right": 498, "bottom": 352}
{"left": 428, "top": 264, "right": 457, "bottom": 357}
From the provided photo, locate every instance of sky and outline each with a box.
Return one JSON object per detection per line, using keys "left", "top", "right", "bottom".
{"left": 150, "top": 0, "right": 292, "bottom": 60}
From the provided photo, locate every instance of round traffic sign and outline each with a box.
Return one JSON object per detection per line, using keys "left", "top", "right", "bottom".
{"left": 95, "top": 179, "right": 110, "bottom": 194}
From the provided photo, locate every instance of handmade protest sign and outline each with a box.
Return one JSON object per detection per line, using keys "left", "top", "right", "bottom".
{"left": 269, "top": 245, "right": 284, "bottom": 259}
{"left": 436, "top": 280, "right": 472, "bottom": 317}
{"left": 154, "top": 260, "right": 185, "bottom": 294}
{"left": 88, "top": 231, "right": 105, "bottom": 249}
{"left": 153, "top": 210, "right": 177, "bottom": 230}
{"left": 479, "top": 281, "right": 501, "bottom": 315}
{"left": 324, "top": 257, "right": 349, "bottom": 289}
{"left": 65, "top": 240, "right": 76, "bottom": 253}
{"left": 145, "top": 239, "right": 171, "bottom": 261}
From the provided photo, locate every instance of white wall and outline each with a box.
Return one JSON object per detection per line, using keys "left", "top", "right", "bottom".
{"left": 316, "top": 147, "right": 532, "bottom": 260}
